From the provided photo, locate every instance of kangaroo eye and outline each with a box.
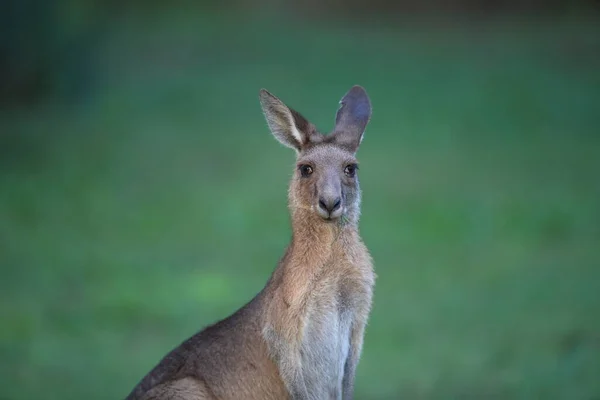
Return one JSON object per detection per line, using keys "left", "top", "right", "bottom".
{"left": 344, "top": 164, "right": 358, "bottom": 177}
{"left": 299, "top": 164, "right": 313, "bottom": 177}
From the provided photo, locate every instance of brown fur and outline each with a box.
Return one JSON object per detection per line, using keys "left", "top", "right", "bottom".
{"left": 126, "top": 86, "right": 375, "bottom": 400}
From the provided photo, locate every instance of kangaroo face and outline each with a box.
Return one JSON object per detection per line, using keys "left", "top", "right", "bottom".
{"left": 292, "top": 144, "right": 359, "bottom": 221}
{"left": 259, "top": 86, "right": 371, "bottom": 223}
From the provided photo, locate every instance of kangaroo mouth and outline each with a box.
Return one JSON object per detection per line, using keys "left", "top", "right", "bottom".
{"left": 316, "top": 206, "right": 344, "bottom": 221}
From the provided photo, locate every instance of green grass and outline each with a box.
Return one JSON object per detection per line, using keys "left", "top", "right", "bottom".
{"left": 1, "top": 10, "right": 599, "bottom": 400}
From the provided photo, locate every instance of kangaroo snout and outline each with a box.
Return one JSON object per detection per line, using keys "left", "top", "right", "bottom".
{"left": 317, "top": 196, "right": 342, "bottom": 219}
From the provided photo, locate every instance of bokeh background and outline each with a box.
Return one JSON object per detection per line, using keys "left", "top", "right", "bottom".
{"left": 1, "top": 1, "right": 600, "bottom": 399}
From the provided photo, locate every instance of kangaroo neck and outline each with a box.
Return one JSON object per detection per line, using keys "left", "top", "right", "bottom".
{"left": 287, "top": 208, "right": 359, "bottom": 265}
{"left": 259, "top": 207, "right": 364, "bottom": 310}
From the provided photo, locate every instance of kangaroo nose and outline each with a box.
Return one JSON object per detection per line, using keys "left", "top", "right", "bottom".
{"left": 318, "top": 197, "right": 342, "bottom": 213}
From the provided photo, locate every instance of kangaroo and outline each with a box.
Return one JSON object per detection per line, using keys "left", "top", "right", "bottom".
{"left": 126, "top": 86, "right": 375, "bottom": 400}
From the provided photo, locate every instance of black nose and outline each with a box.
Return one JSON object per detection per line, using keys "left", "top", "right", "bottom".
{"left": 319, "top": 197, "right": 342, "bottom": 213}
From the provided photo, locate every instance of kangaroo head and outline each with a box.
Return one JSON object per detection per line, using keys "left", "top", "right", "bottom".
{"left": 259, "top": 86, "right": 371, "bottom": 224}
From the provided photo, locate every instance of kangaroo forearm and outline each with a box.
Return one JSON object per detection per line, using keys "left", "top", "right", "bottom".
{"left": 341, "top": 358, "right": 356, "bottom": 399}
{"left": 262, "top": 321, "right": 310, "bottom": 400}
{"left": 342, "top": 321, "right": 366, "bottom": 399}
{"left": 287, "top": 379, "right": 310, "bottom": 400}
{"left": 267, "top": 342, "right": 310, "bottom": 399}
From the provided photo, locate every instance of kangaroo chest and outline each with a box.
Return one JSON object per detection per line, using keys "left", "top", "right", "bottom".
{"left": 299, "top": 261, "right": 373, "bottom": 399}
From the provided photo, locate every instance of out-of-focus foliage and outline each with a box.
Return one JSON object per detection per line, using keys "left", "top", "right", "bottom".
{"left": 1, "top": 0, "right": 597, "bottom": 104}
{"left": 1, "top": 2, "right": 599, "bottom": 399}
{"left": 1, "top": 0, "right": 96, "bottom": 103}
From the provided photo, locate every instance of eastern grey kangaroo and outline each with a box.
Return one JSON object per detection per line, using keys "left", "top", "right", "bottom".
{"left": 126, "top": 86, "right": 375, "bottom": 400}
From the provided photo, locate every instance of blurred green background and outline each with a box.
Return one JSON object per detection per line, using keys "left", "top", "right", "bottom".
{"left": 1, "top": 1, "right": 599, "bottom": 399}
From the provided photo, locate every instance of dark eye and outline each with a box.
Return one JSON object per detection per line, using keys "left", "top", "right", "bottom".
{"left": 299, "top": 164, "right": 313, "bottom": 177}
{"left": 344, "top": 164, "right": 358, "bottom": 177}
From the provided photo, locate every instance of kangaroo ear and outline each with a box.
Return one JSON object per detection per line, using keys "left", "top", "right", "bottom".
{"left": 259, "top": 89, "right": 314, "bottom": 152}
{"left": 332, "top": 85, "right": 372, "bottom": 153}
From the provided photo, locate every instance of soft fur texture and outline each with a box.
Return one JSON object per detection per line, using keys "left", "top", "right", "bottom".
{"left": 126, "top": 86, "right": 375, "bottom": 400}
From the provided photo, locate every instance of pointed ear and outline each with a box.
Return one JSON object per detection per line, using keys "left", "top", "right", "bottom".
{"left": 259, "top": 89, "right": 314, "bottom": 152}
{"left": 332, "top": 85, "right": 372, "bottom": 153}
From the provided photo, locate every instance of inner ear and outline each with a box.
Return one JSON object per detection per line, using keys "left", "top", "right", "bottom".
{"left": 259, "top": 89, "right": 316, "bottom": 152}
{"left": 332, "top": 85, "right": 372, "bottom": 153}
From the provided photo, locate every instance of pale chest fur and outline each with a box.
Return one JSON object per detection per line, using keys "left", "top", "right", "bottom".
{"left": 299, "top": 238, "right": 374, "bottom": 399}
{"left": 261, "top": 225, "right": 375, "bottom": 400}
